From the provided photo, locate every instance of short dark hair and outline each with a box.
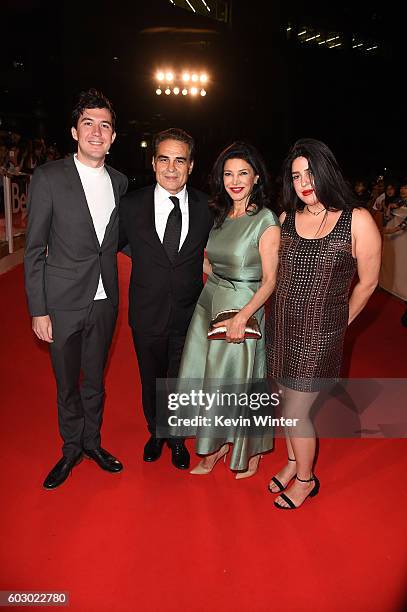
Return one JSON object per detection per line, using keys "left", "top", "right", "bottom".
{"left": 209, "top": 140, "right": 274, "bottom": 228}
{"left": 71, "top": 88, "right": 116, "bottom": 131}
{"left": 282, "top": 138, "right": 357, "bottom": 212}
{"left": 152, "top": 128, "right": 195, "bottom": 160}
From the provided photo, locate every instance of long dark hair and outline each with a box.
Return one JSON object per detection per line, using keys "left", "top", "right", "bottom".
{"left": 282, "top": 138, "right": 357, "bottom": 212}
{"left": 209, "top": 140, "right": 274, "bottom": 228}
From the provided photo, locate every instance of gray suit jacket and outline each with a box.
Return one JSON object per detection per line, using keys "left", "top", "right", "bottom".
{"left": 24, "top": 155, "right": 128, "bottom": 316}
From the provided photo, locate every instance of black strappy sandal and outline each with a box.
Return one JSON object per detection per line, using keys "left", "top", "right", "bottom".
{"left": 268, "top": 457, "right": 296, "bottom": 493}
{"left": 274, "top": 474, "right": 320, "bottom": 509}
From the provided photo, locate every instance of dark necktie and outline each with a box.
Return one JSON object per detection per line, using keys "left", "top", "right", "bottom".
{"left": 163, "top": 196, "right": 182, "bottom": 263}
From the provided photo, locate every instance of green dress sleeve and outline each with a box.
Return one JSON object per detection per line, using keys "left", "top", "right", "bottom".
{"left": 256, "top": 209, "right": 280, "bottom": 245}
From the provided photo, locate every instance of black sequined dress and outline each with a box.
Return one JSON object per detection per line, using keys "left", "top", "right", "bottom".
{"left": 266, "top": 210, "right": 357, "bottom": 392}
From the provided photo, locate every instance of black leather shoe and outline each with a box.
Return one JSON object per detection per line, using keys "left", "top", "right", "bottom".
{"left": 143, "top": 436, "right": 165, "bottom": 462}
{"left": 83, "top": 447, "right": 123, "bottom": 472}
{"left": 43, "top": 454, "right": 82, "bottom": 490}
{"left": 167, "top": 440, "right": 190, "bottom": 470}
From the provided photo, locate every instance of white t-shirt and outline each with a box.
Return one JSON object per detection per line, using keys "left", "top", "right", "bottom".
{"left": 74, "top": 155, "right": 115, "bottom": 300}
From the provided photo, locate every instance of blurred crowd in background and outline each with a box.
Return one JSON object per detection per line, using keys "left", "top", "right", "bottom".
{"left": 351, "top": 174, "right": 407, "bottom": 233}
{"left": 1, "top": 129, "right": 407, "bottom": 237}
{"left": 0, "top": 131, "right": 64, "bottom": 176}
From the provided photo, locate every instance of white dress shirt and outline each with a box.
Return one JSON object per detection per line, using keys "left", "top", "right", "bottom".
{"left": 74, "top": 154, "right": 115, "bottom": 300}
{"left": 154, "top": 183, "right": 189, "bottom": 250}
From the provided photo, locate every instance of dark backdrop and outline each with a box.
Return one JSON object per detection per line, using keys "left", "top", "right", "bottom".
{"left": 1, "top": 0, "right": 405, "bottom": 188}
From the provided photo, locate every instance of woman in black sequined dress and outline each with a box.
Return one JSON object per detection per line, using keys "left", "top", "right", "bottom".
{"left": 266, "top": 139, "right": 381, "bottom": 509}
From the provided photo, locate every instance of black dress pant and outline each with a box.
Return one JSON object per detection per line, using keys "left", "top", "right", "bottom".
{"left": 49, "top": 299, "right": 117, "bottom": 458}
{"left": 131, "top": 330, "right": 186, "bottom": 438}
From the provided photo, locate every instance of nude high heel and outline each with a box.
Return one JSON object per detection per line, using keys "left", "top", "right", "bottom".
{"left": 235, "top": 454, "right": 262, "bottom": 480}
{"left": 190, "top": 444, "right": 229, "bottom": 475}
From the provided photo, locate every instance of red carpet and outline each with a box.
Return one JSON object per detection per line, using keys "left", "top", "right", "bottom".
{"left": 0, "top": 256, "right": 406, "bottom": 612}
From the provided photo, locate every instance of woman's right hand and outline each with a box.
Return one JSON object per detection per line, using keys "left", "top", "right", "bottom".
{"left": 213, "top": 313, "right": 247, "bottom": 343}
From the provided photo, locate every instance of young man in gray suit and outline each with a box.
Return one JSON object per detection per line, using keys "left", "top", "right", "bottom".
{"left": 24, "top": 89, "right": 128, "bottom": 489}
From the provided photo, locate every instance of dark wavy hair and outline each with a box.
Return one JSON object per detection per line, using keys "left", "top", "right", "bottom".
{"left": 209, "top": 141, "right": 274, "bottom": 228}
{"left": 282, "top": 138, "right": 357, "bottom": 212}
{"left": 152, "top": 128, "right": 195, "bottom": 161}
{"left": 71, "top": 88, "right": 116, "bottom": 131}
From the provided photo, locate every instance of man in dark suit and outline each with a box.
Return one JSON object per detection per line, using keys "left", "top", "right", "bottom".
{"left": 119, "top": 128, "right": 213, "bottom": 469}
{"left": 24, "top": 89, "right": 128, "bottom": 489}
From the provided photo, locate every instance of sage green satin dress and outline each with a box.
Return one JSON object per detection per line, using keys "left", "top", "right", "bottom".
{"left": 177, "top": 208, "right": 279, "bottom": 470}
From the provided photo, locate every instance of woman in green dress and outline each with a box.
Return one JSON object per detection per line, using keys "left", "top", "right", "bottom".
{"left": 175, "top": 141, "right": 280, "bottom": 477}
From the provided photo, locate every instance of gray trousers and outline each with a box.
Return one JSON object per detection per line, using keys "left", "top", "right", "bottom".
{"left": 49, "top": 299, "right": 117, "bottom": 457}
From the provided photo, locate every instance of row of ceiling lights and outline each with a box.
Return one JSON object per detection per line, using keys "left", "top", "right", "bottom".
{"left": 154, "top": 69, "right": 209, "bottom": 97}
{"left": 156, "top": 87, "right": 206, "bottom": 96}
{"left": 169, "top": 0, "right": 211, "bottom": 14}
{"left": 287, "top": 26, "right": 379, "bottom": 53}
{"left": 156, "top": 71, "right": 208, "bottom": 83}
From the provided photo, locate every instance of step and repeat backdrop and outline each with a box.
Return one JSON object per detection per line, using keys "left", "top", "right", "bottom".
{"left": 379, "top": 206, "right": 407, "bottom": 301}
{"left": 1, "top": 171, "right": 31, "bottom": 253}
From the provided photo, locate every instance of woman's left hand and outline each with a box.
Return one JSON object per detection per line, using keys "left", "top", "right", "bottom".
{"left": 213, "top": 313, "right": 248, "bottom": 343}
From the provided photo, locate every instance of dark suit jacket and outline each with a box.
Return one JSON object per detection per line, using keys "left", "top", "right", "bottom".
{"left": 24, "top": 155, "right": 128, "bottom": 316}
{"left": 119, "top": 184, "right": 213, "bottom": 336}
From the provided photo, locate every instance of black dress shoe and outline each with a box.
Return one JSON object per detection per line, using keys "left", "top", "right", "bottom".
{"left": 43, "top": 454, "right": 82, "bottom": 490}
{"left": 143, "top": 436, "right": 165, "bottom": 462}
{"left": 83, "top": 447, "right": 123, "bottom": 472}
{"left": 167, "top": 440, "right": 190, "bottom": 470}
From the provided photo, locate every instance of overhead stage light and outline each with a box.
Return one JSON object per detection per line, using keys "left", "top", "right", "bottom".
{"left": 154, "top": 67, "right": 210, "bottom": 98}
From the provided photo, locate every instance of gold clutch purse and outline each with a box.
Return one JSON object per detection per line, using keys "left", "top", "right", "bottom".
{"left": 207, "top": 309, "right": 262, "bottom": 340}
